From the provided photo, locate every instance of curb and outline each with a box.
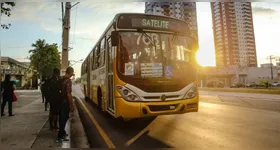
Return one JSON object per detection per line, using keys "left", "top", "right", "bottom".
{"left": 30, "top": 118, "right": 49, "bottom": 148}
{"left": 61, "top": 97, "right": 89, "bottom": 148}
{"left": 15, "top": 90, "right": 40, "bottom": 93}
{"left": 198, "top": 88, "right": 280, "bottom": 95}
{"left": 72, "top": 96, "right": 90, "bottom": 148}
{"left": 62, "top": 117, "right": 71, "bottom": 148}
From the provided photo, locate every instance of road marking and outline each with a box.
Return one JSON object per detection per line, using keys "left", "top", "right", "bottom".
{"left": 77, "top": 97, "right": 116, "bottom": 148}
{"left": 124, "top": 126, "right": 150, "bottom": 147}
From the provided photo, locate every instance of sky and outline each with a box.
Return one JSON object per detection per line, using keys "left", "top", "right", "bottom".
{"left": 1, "top": 2, "right": 280, "bottom": 78}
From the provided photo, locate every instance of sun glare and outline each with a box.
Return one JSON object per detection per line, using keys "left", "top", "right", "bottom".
{"left": 196, "top": 49, "right": 216, "bottom": 67}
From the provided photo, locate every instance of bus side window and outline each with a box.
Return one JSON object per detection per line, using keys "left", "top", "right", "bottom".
{"left": 81, "top": 63, "right": 83, "bottom": 75}
{"left": 99, "top": 51, "right": 105, "bottom": 67}
{"left": 96, "top": 43, "right": 101, "bottom": 68}
{"left": 94, "top": 44, "right": 100, "bottom": 69}
{"left": 92, "top": 50, "right": 95, "bottom": 70}
{"left": 100, "top": 37, "right": 106, "bottom": 67}
{"left": 85, "top": 59, "right": 88, "bottom": 73}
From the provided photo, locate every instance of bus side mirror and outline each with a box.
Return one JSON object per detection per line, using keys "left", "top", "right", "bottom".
{"left": 111, "top": 31, "right": 118, "bottom": 46}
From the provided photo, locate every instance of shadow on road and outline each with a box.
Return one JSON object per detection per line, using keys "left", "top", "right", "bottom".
{"left": 127, "top": 130, "right": 173, "bottom": 148}
{"left": 76, "top": 98, "right": 172, "bottom": 148}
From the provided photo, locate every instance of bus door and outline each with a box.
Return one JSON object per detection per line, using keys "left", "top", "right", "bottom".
{"left": 106, "top": 37, "right": 115, "bottom": 114}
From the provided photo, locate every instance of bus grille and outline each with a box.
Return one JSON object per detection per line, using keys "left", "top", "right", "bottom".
{"left": 148, "top": 104, "right": 179, "bottom": 111}
{"left": 143, "top": 95, "right": 180, "bottom": 100}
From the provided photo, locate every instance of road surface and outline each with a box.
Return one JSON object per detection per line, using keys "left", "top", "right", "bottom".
{"left": 72, "top": 85, "right": 280, "bottom": 148}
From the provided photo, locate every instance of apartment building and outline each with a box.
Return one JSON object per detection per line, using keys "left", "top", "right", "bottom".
{"left": 145, "top": 2, "right": 199, "bottom": 48}
{"left": 211, "top": 2, "right": 257, "bottom": 67}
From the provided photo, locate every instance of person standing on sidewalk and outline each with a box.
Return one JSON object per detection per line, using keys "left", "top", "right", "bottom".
{"left": 39, "top": 79, "right": 45, "bottom": 103}
{"left": 1, "top": 74, "right": 15, "bottom": 117}
{"left": 45, "top": 68, "right": 61, "bottom": 131}
{"left": 43, "top": 77, "right": 51, "bottom": 111}
{"left": 56, "top": 67, "right": 75, "bottom": 143}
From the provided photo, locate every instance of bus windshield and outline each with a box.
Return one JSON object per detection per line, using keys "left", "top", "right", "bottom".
{"left": 118, "top": 31, "right": 194, "bottom": 79}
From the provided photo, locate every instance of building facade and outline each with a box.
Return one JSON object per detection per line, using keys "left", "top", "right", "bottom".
{"left": 199, "top": 66, "right": 279, "bottom": 87}
{"left": 1, "top": 57, "right": 37, "bottom": 89}
{"left": 211, "top": 2, "right": 257, "bottom": 67}
{"left": 145, "top": 2, "right": 199, "bottom": 49}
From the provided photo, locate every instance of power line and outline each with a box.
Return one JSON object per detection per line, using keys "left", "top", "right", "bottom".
{"left": 73, "top": 5, "right": 78, "bottom": 43}
{"left": 3, "top": 46, "right": 31, "bottom": 49}
{"left": 70, "top": 4, "right": 78, "bottom": 60}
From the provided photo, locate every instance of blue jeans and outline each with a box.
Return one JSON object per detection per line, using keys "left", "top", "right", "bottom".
{"left": 57, "top": 100, "right": 69, "bottom": 138}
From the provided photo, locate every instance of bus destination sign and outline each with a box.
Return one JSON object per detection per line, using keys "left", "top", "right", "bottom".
{"left": 117, "top": 14, "right": 189, "bottom": 33}
{"left": 138, "top": 19, "right": 169, "bottom": 29}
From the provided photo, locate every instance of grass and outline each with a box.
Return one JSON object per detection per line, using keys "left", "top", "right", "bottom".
{"left": 199, "top": 87, "right": 280, "bottom": 94}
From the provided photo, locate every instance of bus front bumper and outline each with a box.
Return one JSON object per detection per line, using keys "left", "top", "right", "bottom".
{"left": 115, "top": 96, "right": 199, "bottom": 119}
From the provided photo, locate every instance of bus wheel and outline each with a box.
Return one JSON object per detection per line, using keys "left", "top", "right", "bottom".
{"left": 97, "top": 88, "right": 103, "bottom": 111}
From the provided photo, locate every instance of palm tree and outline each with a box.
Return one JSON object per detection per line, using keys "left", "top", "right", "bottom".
{"left": 29, "top": 39, "right": 46, "bottom": 86}
{"left": 29, "top": 39, "right": 46, "bottom": 54}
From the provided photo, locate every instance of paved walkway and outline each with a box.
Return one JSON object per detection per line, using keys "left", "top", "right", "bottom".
{"left": 1, "top": 96, "right": 48, "bottom": 148}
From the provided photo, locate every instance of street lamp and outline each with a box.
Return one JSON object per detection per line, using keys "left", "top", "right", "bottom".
{"left": 69, "top": 59, "right": 83, "bottom": 67}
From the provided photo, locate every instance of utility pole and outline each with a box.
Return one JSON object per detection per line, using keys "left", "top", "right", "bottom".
{"left": 0, "top": 2, "right": 2, "bottom": 77}
{"left": 266, "top": 55, "right": 279, "bottom": 80}
{"left": 269, "top": 55, "right": 273, "bottom": 80}
{"left": 0, "top": 3, "right": 2, "bottom": 102}
{"left": 61, "top": 2, "right": 79, "bottom": 75}
{"left": 61, "top": 2, "right": 71, "bottom": 75}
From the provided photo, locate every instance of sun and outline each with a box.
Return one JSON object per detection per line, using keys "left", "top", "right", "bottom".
{"left": 195, "top": 49, "right": 216, "bottom": 67}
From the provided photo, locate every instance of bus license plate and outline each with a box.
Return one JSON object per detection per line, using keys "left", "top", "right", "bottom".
{"left": 170, "top": 106, "right": 176, "bottom": 109}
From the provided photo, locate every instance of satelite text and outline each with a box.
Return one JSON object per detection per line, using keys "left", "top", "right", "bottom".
{"left": 141, "top": 19, "right": 169, "bottom": 29}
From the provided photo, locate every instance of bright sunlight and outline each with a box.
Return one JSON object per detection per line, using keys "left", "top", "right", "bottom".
{"left": 196, "top": 49, "right": 216, "bottom": 67}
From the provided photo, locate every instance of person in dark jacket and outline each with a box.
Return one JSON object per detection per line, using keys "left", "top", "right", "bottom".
{"left": 1, "top": 74, "right": 15, "bottom": 116}
{"left": 43, "top": 77, "right": 51, "bottom": 111}
{"left": 46, "top": 68, "right": 61, "bottom": 131}
{"left": 40, "top": 79, "right": 46, "bottom": 103}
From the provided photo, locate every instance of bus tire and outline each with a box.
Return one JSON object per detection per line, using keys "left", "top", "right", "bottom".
{"left": 97, "top": 88, "right": 103, "bottom": 111}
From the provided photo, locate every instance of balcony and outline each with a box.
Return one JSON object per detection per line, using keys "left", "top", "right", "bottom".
{"left": 244, "top": 18, "right": 251, "bottom": 22}
{"left": 228, "top": 11, "right": 235, "bottom": 15}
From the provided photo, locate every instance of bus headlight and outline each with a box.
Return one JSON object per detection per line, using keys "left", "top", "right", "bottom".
{"left": 183, "top": 85, "right": 198, "bottom": 99}
{"left": 116, "top": 85, "right": 141, "bottom": 101}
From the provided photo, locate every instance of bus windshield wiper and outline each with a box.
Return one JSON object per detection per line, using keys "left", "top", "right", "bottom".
{"left": 167, "top": 33, "right": 180, "bottom": 69}
{"left": 137, "top": 29, "right": 157, "bottom": 49}
{"left": 170, "top": 32, "right": 179, "bottom": 49}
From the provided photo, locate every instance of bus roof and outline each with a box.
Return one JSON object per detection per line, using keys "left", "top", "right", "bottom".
{"left": 113, "top": 13, "right": 189, "bottom": 23}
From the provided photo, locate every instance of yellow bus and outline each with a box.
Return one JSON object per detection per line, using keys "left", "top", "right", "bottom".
{"left": 81, "top": 13, "right": 199, "bottom": 120}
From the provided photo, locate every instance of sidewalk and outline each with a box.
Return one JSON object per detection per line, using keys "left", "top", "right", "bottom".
{"left": 1, "top": 96, "right": 49, "bottom": 148}
{"left": 1, "top": 88, "right": 88, "bottom": 148}
{"left": 0, "top": 92, "right": 69, "bottom": 148}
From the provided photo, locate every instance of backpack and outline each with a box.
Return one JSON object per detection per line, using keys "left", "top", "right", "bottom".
{"left": 46, "top": 76, "right": 63, "bottom": 102}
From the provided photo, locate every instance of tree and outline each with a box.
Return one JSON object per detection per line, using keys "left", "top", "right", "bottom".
{"left": 29, "top": 39, "right": 61, "bottom": 78}
{"left": 1, "top": 2, "right": 15, "bottom": 29}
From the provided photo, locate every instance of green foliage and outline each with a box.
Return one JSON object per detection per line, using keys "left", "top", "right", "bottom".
{"left": 29, "top": 39, "right": 61, "bottom": 77}
{"left": 75, "top": 77, "right": 81, "bottom": 84}
{"left": 1, "top": 2, "right": 15, "bottom": 29}
{"left": 259, "top": 79, "right": 266, "bottom": 86}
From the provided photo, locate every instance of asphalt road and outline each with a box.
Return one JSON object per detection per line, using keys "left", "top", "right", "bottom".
{"left": 73, "top": 86, "right": 280, "bottom": 148}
